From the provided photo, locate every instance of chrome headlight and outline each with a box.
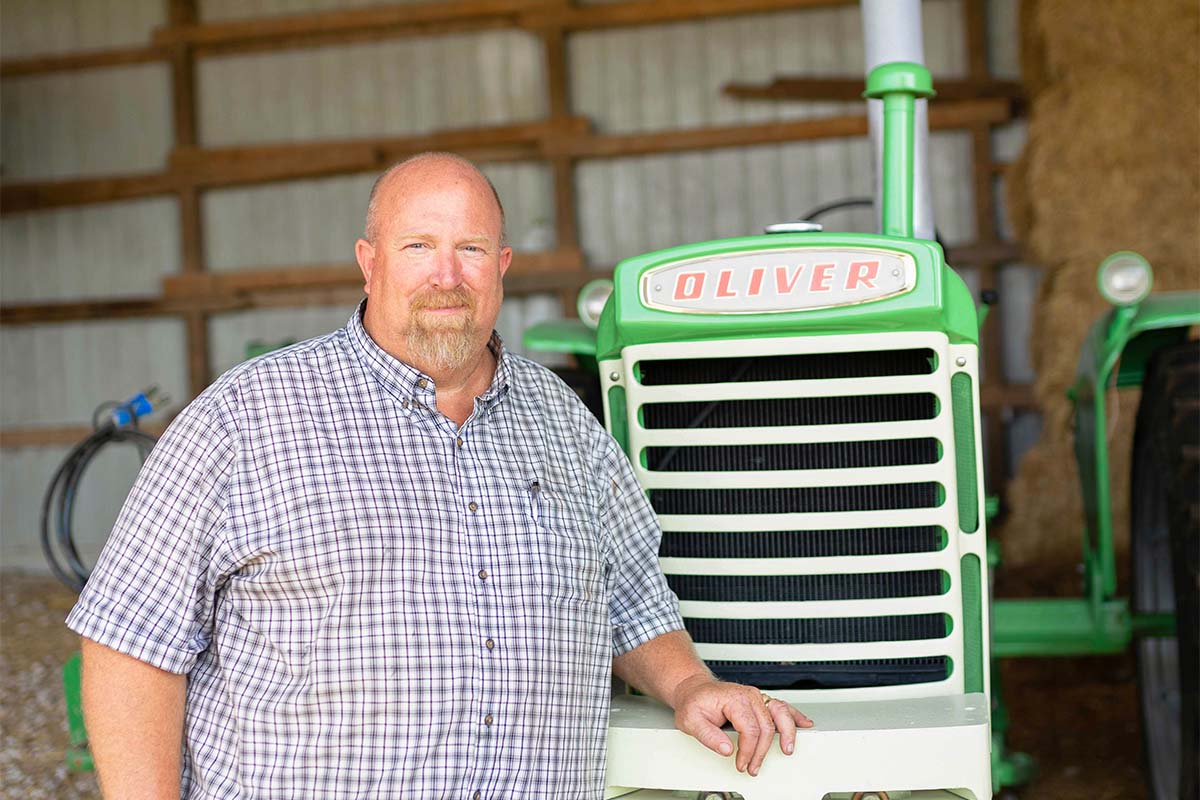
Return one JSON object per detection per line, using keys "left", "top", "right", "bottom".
{"left": 576, "top": 279, "right": 613, "bottom": 329}
{"left": 1098, "top": 251, "right": 1153, "bottom": 306}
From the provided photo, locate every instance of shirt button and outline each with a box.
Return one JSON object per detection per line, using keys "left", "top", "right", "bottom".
{"left": 484, "top": 714, "right": 494, "bottom": 726}
{"left": 485, "top": 638, "right": 495, "bottom": 650}
{"left": 478, "top": 569, "right": 488, "bottom": 581}
{"left": 456, "top": 437, "right": 464, "bottom": 448}
{"left": 401, "top": 400, "right": 409, "bottom": 409}
{"left": 474, "top": 792, "right": 481, "bottom": 800}
{"left": 417, "top": 379, "right": 428, "bottom": 389}
{"left": 468, "top": 501, "right": 478, "bottom": 513}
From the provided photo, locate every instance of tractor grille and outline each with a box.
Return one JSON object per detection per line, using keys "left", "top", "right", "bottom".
{"left": 619, "top": 335, "right": 964, "bottom": 694}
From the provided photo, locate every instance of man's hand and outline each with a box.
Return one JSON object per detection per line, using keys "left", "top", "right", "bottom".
{"left": 671, "top": 673, "right": 813, "bottom": 776}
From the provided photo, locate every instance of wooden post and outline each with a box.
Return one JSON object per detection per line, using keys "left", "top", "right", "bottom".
{"left": 964, "top": 0, "right": 1011, "bottom": 493}
{"left": 540, "top": 17, "right": 581, "bottom": 318}
{"left": 169, "top": 0, "right": 211, "bottom": 397}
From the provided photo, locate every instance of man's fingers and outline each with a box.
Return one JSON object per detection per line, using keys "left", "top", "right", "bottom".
{"left": 747, "top": 698, "right": 775, "bottom": 776}
{"left": 724, "top": 699, "right": 762, "bottom": 773}
{"left": 680, "top": 715, "right": 736, "bottom": 758}
{"left": 767, "top": 698, "right": 799, "bottom": 756}
{"left": 791, "top": 705, "right": 814, "bottom": 728}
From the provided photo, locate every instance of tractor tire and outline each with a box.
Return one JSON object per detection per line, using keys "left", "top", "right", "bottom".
{"left": 1132, "top": 340, "right": 1199, "bottom": 800}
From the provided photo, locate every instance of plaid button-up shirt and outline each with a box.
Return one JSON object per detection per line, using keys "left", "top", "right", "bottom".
{"left": 68, "top": 303, "right": 683, "bottom": 799}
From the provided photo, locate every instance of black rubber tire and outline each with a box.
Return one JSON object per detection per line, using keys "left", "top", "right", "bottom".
{"left": 1132, "top": 340, "right": 1199, "bottom": 800}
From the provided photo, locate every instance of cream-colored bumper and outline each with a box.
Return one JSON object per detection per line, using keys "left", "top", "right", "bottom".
{"left": 604, "top": 693, "right": 991, "bottom": 800}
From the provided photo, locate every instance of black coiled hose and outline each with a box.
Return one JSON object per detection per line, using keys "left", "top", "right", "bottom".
{"left": 40, "top": 413, "right": 157, "bottom": 593}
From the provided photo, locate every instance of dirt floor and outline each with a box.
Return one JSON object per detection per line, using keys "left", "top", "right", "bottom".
{"left": 0, "top": 570, "right": 1149, "bottom": 799}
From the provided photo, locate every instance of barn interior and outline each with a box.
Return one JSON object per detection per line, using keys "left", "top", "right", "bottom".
{"left": 1, "top": 0, "right": 1196, "bottom": 798}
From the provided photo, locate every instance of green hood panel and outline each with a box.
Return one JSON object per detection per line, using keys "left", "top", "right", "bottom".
{"left": 596, "top": 232, "right": 978, "bottom": 360}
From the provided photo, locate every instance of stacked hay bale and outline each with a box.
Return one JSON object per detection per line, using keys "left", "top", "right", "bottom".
{"left": 1001, "top": 0, "right": 1199, "bottom": 576}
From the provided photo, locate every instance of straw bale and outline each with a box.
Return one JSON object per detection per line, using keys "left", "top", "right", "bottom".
{"left": 998, "top": 0, "right": 1199, "bottom": 573}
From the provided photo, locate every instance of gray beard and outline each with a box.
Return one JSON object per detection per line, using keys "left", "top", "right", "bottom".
{"left": 407, "top": 325, "right": 477, "bottom": 374}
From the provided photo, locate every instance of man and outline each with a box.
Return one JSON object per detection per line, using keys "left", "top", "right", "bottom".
{"left": 69, "top": 153, "right": 811, "bottom": 798}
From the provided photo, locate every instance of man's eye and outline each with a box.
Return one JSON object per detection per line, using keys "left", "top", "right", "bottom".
{"left": 406, "top": 242, "right": 429, "bottom": 250}
{"left": 463, "top": 245, "right": 484, "bottom": 253}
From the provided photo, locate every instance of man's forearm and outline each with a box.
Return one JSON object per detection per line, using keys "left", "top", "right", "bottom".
{"left": 80, "top": 638, "right": 187, "bottom": 799}
{"left": 612, "top": 629, "right": 713, "bottom": 707}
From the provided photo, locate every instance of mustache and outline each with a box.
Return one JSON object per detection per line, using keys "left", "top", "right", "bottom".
{"left": 410, "top": 288, "right": 476, "bottom": 312}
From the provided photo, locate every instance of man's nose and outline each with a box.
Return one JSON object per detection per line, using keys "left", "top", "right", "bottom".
{"left": 430, "top": 249, "right": 464, "bottom": 288}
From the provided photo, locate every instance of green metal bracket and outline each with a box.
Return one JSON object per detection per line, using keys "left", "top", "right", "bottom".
{"left": 991, "top": 598, "right": 1132, "bottom": 657}
{"left": 63, "top": 651, "right": 93, "bottom": 771}
{"left": 989, "top": 657, "right": 1037, "bottom": 790}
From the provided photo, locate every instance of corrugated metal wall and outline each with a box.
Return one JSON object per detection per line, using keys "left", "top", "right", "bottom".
{"left": 1, "top": 0, "right": 164, "bottom": 58}
{"left": 1, "top": 0, "right": 1032, "bottom": 573}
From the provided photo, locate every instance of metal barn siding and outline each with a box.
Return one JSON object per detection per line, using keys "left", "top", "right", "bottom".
{"left": 1, "top": 444, "right": 145, "bottom": 572}
{"left": 1, "top": 200, "right": 180, "bottom": 303}
{"left": 208, "top": 294, "right": 567, "bottom": 379}
{"left": 0, "top": 0, "right": 164, "bottom": 58}
{"left": 569, "top": 0, "right": 973, "bottom": 266}
{"left": 196, "top": 31, "right": 546, "bottom": 147}
{"left": 987, "top": 0, "right": 1021, "bottom": 80}
{"left": 200, "top": 0, "right": 425, "bottom": 22}
{"left": 575, "top": 129, "right": 973, "bottom": 268}
{"left": 202, "top": 163, "right": 553, "bottom": 271}
{"left": 570, "top": 1, "right": 965, "bottom": 134}
{"left": 0, "top": 321, "right": 188, "bottom": 429}
{"left": 1, "top": 66, "right": 173, "bottom": 181}
{"left": 207, "top": 306, "right": 359, "bottom": 376}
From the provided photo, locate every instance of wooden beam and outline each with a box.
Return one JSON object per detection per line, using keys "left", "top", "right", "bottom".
{"left": 1, "top": 174, "right": 181, "bottom": 215}
{"left": 724, "top": 76, "right": 1024, "bottom": 102}
{"left": 538, "top": 18, "right": 581, "bottom": 291}
{"left": 3, "top": 0, "right": 858, "bottom": 77}
{"left": 8, "top": 102, "right": 1012, "bottom": 216}
{"left": 535, "top": 0, "right": 854, "bottom": 31}
{"left": 0, "top": 45, "right": 168, "bottom": 78}
{"left": 963, "top": 0, "right": 991, "bottom": 81}
{"left": 0, "top": 297, "right": 187, "bottom": 325}
{"left": 170, "top": 117, "right": 588, "bottom": 187}
{"left": 945, "top": 240, "right": 1021, "bottom": 266}
{"left": 0, "top": 422, "right": 171, "bottom": 449}
{"left": 549, "top": 98, "right": 1012, "bottom": 159}
{"left": 1, "top": 119, "right": 585, "bottom": 215}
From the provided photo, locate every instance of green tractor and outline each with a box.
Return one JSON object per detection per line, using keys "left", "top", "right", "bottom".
{"left": 525, "top": 9, "right": 1198, "bottom": 800}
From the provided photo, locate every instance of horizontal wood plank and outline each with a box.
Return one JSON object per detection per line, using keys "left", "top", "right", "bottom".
{"left": 724, "top": 76, "right": 1024, "bottom": 102}
{"left": 1, "top": 120, "right": 583, "bottom": 214}
{"left": 2, "top": 174, "right": 181, "bottom": 215}
{"left": 549, "top": 98, "right": 1012, "bottom": 158}
{"left": 0, "top": 422, "right": 170, "bottom": 449}
{"left": 531, "top": 0, "right": 853, "bottom": 30}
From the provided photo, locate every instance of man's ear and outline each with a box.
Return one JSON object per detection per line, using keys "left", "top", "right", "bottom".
{"left": 498, "top": 246, "right": 513, "bottom": 278}
{"left": 354, "top": 239, "right": 375, "bottom": 294}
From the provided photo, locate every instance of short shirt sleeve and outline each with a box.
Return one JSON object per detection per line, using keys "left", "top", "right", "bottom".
{"left": 66, "top": 395, "right": 236, "bottom": 675}
{"left": 597, "top": 433, "right": 685, "bottom": 657}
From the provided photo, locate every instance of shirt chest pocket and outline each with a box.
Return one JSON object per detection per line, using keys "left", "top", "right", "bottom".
{"left": 527, "top": 480, "right": 607, "bottom": 608}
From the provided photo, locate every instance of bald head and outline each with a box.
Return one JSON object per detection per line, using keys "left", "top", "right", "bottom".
{"left": 364, "top": 152, "right": 506, "bottom": 245}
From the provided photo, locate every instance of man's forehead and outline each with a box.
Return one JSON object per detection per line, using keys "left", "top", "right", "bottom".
{"left": 378, "top": 165, "right": 500, "bottom": 218}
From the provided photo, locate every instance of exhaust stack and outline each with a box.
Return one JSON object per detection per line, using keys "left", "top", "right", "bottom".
{"left": 862, "top": 0, "right": 936, "bottom": 240}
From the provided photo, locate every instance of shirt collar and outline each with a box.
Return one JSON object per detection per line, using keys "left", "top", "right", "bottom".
{"left": 345, "top": 300, "right": 511, "bottom": 410}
